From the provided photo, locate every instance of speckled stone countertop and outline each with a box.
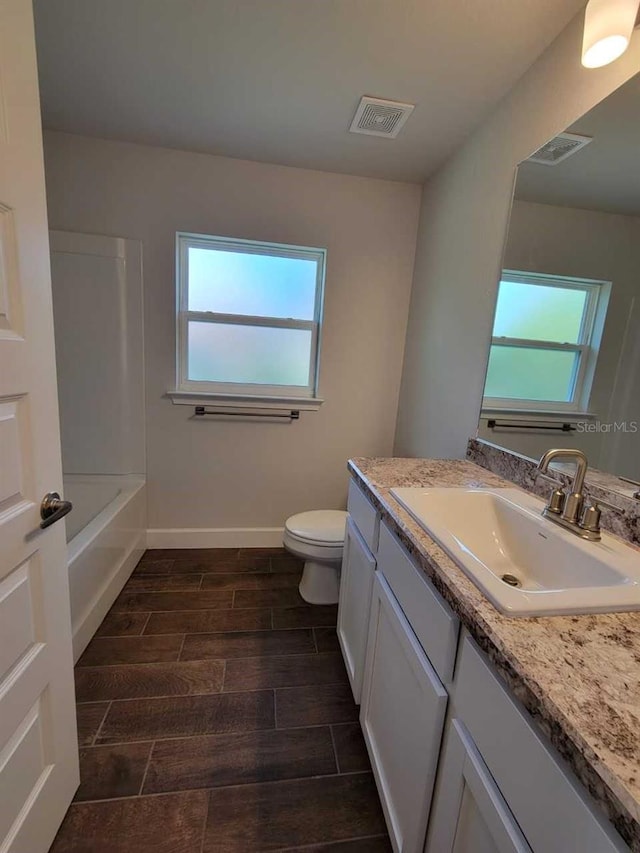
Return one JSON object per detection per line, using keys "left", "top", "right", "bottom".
{"left": 348, "top": 456, "right": 640, "bottom": 851}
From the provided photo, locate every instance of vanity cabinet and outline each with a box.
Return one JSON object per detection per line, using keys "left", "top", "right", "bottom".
{"left": 338, "top": 517, "right": 376, "bottom": 702}
{"left": 340, "top": 476, "right": 630, "bottom": 853}
{"left": 426, "top": 636, "right": 628, "bottom": 853}
{"left": 360, "top": 572, "right": 448, "bottom": 853}
{"left": 426, "top": 718, "right": 532, "bottom": 853}
{"left": 338, "top": 480, "right": 379, "bottom": 702}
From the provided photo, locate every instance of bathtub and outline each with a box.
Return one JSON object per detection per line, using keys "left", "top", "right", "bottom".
{"left": 64, "top": 474, "right": 146, "bottom": 661}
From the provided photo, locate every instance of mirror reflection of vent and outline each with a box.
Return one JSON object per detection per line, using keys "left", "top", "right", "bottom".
{"left": 349, "top": 96, "right": 415, "bottom": 138}
{"left": 527, "top": 132, "right": 592, "bottom": 166}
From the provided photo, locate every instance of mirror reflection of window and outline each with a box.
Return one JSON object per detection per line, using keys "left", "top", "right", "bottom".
{"left": 483, "top": 272, "right": 608, "bottom": 411}
{"left": 478, "top": 72, "right": 640, "bottom": 484}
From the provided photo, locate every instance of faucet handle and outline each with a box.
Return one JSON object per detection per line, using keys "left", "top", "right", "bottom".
{"left": 546, "top": 488, "right": 566, "bottom": 515}
{"left": 581, "top": 503, "right": 602, "bottom": 534}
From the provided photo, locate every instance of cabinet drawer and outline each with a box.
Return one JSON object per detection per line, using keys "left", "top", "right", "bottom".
{"left": 377, "top": 522, "right": 459, "bottom": 684}
{"left": 455, "top": 636, "right": 628, "bottom": 853}
{"left": 347, "top": 479, "right": 379, "bottom": 554}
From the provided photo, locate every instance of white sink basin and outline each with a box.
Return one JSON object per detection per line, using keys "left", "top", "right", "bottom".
{"left": 390, "top": 487, "right": 640, "bottom": 617}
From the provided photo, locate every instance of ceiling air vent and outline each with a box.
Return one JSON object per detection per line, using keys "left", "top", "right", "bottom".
{"left": 349, "top": 96, "right": 415, "bottom": 138}
{"left": 527, "top": 132, "right": 592, "bottom": 166}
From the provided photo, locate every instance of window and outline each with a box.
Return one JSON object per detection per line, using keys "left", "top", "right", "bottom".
{"left": 175, "top": 232, "right": 326, "bottom": 403}
{"left": 483, "top": 271, "right": 608, "bottom": 413}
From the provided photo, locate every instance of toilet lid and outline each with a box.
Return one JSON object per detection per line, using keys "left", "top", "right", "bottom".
{"left": 285, "top": 510, "right": 348, "bottom": 546}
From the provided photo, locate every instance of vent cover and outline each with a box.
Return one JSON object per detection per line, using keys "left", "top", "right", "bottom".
{"left": 527, "top": 132, "right": 592, "bottom": 166}
{"left": 349, "top": 96, "right": 415, "bottom": 138}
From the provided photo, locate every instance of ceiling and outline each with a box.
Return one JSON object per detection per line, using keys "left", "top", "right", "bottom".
{"left": 515, "top": 72, "right": 640, "bottom": 216}
{"left": 33, "top": 0, "right": 586, "bottom": 183}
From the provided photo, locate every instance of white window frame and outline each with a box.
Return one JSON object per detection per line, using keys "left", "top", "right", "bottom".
{"left": 173, "top": 232, "right": 326, "bottom": 406}
{"left": 482, "top": 271, "right": 609, "bottom": 415}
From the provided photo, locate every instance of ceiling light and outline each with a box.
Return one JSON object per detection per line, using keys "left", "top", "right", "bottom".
{"left": 582, "top": 0, "right": 640, "bottom": 68}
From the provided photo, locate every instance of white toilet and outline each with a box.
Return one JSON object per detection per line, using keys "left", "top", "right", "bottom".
{"left": 283, "top": 510, "right": 348, "bottom": 605}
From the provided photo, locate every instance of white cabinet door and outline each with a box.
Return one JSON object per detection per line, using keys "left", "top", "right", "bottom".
{"left": 426, "top": 720, "right": 532, "bottom": 853}
{"left": 337, "top": 516, "right": 376, "bottom": 702}
{"left": 361, "top": 573, "right": 448, "bottom": 853}
{"left": 0, "top": 1, "right": 79, "bottom": 850}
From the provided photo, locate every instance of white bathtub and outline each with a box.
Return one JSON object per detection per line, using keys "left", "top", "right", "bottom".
{"left": 64, "top": 474, "right": 146, "bottom": 661}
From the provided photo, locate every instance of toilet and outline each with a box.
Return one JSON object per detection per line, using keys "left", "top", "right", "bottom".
{"left": 283, "top": 510, "right": 348, "bottom": 605}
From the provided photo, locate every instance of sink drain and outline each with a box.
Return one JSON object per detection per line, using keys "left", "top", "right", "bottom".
{"left": 501, "top": 573, "right": 521, "bottom": 588}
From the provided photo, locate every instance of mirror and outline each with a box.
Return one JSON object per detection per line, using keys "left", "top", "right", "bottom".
{"left": 478, "top": 72, "right": 640, "bottom": 487}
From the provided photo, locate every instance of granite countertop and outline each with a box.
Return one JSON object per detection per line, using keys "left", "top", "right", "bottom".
{"left": 348, "top": 456, "right": 640, "bottom": 851}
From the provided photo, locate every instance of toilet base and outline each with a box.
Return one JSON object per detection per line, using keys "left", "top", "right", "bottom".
{"left": 299, "top": 560, "right": 341, "bottom": 605}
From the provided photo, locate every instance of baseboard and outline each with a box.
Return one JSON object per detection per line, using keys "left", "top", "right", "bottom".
{"left": 146, "top": 527, "right": 285, "bottom": 549}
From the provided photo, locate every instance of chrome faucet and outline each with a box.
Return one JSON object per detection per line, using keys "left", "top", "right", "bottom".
{"left": 536, "top": 448, "right": 602, "bottom": 541}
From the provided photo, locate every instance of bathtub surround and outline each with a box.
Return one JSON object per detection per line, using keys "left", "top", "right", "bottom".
{"left": 348, "top": 456, "right": 640, "bottom": 850}
{"left": 49, "top": 229, "right": 148, "bottom": 660}
{"left": 50, "top": 231, "right": 145, "bottom": 476}
{"left": 467, "top": 437, "right": 640, "bottom": 546}
{"left": 43, "top": 132, "right": 421, "bottom": 545}
{"left": 394, "top": 11, "right": 640, "bottom": 461}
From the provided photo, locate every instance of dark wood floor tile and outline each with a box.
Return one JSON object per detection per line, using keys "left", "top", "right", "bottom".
{"left": 75, "top": 660, "right": 224, "bottom": 702}
{"left": 143, "top": 726, "right": 336, "bottom": 794}
{"left": 124, "top": 573, "right": 203, "bottom": 592}
{"left": 331, "top": 724, "right": 371, "bottom": 774}
{"left": 77, "top": 634, "right": 183, "bottom": 667}
{"left": 97, "top": 690, "right": 275, "bottom": 743}
{"left": 76, "top": 702, "right": 110, "bottom": 746}
{"left": 314, "top": 626, "right": 340, "bottom": 653}
{"left": 144, "top": 607, "right": 273, "bottom": 635}
{"left": 224, "top": 652, "right": 347, "bottom": 692}
{"left": 49, "top": 791, "right": 208, "bottom": 853}
{"left": 75, "top": 741, "right": 152, "bottom": 801}
{"left": 234, "top": 588, "right": 305, "bottom": 609}
{"left": 168, "top": 557, "right": 244, "bottom": 574}
{"left": 181, "top": 629, "right": 315, "bottom": 661}
{"left": 276, "top": 683, "right": 359, "bottom": 728}
{"left": 202, "top": 773, "right": 386, "bottom": 852}
{"left": 141, "top": 548, "right": 238, "bottom": 563}
{"left": 113, "top": 589, "right": 233, "bottom": 612}
{"left": 273, "top": 605, "right": 338, "bottom": 630}
{"left": 95, "top": 612, "right": 150, "bottom": 637}
{"left": 201, "top": 571, "right": 300, "bottom": 591}
{"left": 279, "top": 837, "right": 392, "bottom": 852}
{"left": 134, "top": 558, "right": 174, "bottom": 574}
{"left": 270, "top": 551, "right": 305, "bottom": 573}
{"left": 237, "top": 547, "right": 278, "bottom": 572}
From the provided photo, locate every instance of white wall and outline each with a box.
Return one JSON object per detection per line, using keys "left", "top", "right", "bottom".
{"left": 477, "top": 200, "right": 640, "bottom": 464}
{"left": 394, "top": 12, "right": 640, "bottom": 460}
{"left": 43, "top": 132, "right": 421, "bottom": 536}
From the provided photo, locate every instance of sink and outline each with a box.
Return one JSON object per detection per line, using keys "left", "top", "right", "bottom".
{"left": 390, "top": 487, "right": 640, "bottom": 617}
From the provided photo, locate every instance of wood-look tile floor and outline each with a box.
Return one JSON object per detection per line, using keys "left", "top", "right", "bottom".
{"left": 50, "top": 548, "right": 391, "bottom": 853}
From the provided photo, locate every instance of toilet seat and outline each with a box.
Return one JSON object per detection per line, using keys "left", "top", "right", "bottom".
{"left": 284, "top": 510, "right": 347, "bottom": 547}
{"left": 283, "top": 529, "right": 343, "bottom": 562}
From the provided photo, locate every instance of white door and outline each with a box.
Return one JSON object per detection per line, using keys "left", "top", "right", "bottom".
{"left": 360, "top": 573, "right": 448, "bottom": 853}
{"left": 0, "top": 1, "right": 80, "bottom": 851}
{"left": 425, "top": 720, "right": 532, "bottom": 853}
{"left": 337, "top": 517, "right": 376, "bottom": 703}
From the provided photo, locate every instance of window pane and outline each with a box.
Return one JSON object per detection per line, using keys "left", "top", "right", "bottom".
{"left": 188, "top": 321, "right": 312, "bottom": 387}
{"left": 484, "top": 345, "right": 579, "bottom": 402}
{"left": 493, "top": 280, "right": 587, "bottom": 343}
{"left": 188, "top": 247, "right": 318, "bottom": 319}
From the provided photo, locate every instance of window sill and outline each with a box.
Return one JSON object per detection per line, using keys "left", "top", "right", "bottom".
{"left": 166, "top": 390, "right": 324, "bottom": 412}
{"left": 481, "top": 407, "right": 598, "bottom": 422}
